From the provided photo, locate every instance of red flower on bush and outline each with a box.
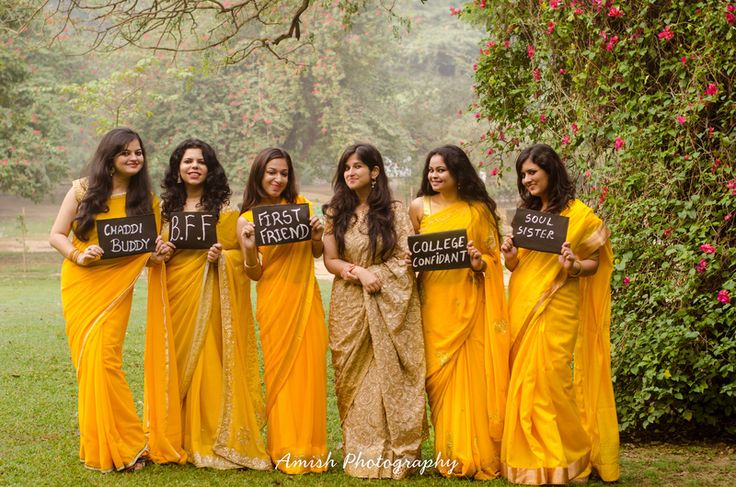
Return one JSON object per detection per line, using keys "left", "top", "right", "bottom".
{"left": 623, "top": 276, "right": 631, "bottom": 286}
{"left": 561, "top": 134, "right": 570, "bottom": 145}
{"left": 571, "top": 122, "right": 579, "bottom": 134}
{"left": 676, "top": 115, "right": 686, "bottom": 125}
{"left": 490, "top": 166, "right": 499, "bottom": 176}
{"left": 549, "top": 0, "right": 561, "bottom": 9}
{"left": 704, "top": 83, "right": 718, "bottom": 96}
{"left": 728, "top": 179, "right": 736, "bottom": 195}
{"left": 680, "top": 56, "right": 687, "bottom": 64}
{"left": 533, "top": 68, "right": 541, "bottom": 81}
{"left": 608, "top": 7, "right": 624, "bottom": 17}
{"left": 658, "top": 25, "right": 674, "bottom": 41}
{"left": 605, "top": 35, "right": 619, "bottom": 51}
{"left": 700, "top": 243, "right": 716, "bottom": 254}
{"left": 614, "top": 136, "right": 625, "bottom": 150}
{"left": 696, "top": 259, "right": 708, "bottom": 274}
{"left": 717, "top": 290, "right": 731, "bottom": 304}
{"left": 449, "top": 6, "right": 461, "bottom": 16}
{"left": 527, "top": 44, "right": 536, "bottom": 59}
{"left": 663, "top": 228, "right": 672, "bottom": 238}
{"left": 547, "top": 22, "right": 556, "bottom": 34}
{"left": 540, "top": 113, "right": 547, "bottom": 123}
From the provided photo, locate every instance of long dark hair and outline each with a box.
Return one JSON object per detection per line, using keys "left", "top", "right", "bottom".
{"left": 324, "top": 143, "right": 396, "bottom": 262}
{"left": 75, "top": 127, "right": 153, "bottom": 241}
{"left": 515, "top": 143, "right": 575, "bottom": 214}
{"left": 417, "top": 144, "right": 501, "bottom": 238}
{"left": 161, "top": 138, "right": 231, "bottom": 221}
{"left": 241, "top": 147, "right": 298, "bottom": 212}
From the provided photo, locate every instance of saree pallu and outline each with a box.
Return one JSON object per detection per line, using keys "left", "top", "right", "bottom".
{"left": 326, "top": 202, "right": 426, "bottom": 479}
{"left": 419, "top": 199, "right": 509, "bottom": 479}
{"left": 147, "top": 208, "right": 271, "bottom": 470}
{"left": 501, "top": 199, "right": 619, "bottom": 484}
{"left": 60, "top": 179, "right": 153, "bottom": 471}
{"left": 244, "top": 196, "right": 328, "bottom": 474}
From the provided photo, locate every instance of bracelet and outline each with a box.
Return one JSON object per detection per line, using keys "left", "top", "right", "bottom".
{"left": 68, "top": 248, "right": 81, "bottom": 264}
{"left": 568, "top": 260, "right": 582, "bottom": 277}
{"left": 473, "top": 260, "right": 487, "bottom": 273}
{"left": 244, "top": 260, "right": 259, "bottom": 269}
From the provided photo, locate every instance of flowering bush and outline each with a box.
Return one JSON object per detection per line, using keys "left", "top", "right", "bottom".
{"left": 461, "top": 0, "right": 736, "bottom": 438}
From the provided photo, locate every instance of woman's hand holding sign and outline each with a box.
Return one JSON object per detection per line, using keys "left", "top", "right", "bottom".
{"left": 240, "top": 220, "right": 257, "bottom": 250}
{"left": 467, "top": 240, "right": 487, "bottom": 273}
{"left": 207, "top": 243, "right": 223, "bottom": 263}
{"left": 75, "top": 245, "right": 104, "bottom": 266}
{"left": 501, "top": 235, "right": 519, "bottom": 271}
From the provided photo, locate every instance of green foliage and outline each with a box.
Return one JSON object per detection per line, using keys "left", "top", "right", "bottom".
{"left": 462, "top": 1, "right": 736, "bottom": 438}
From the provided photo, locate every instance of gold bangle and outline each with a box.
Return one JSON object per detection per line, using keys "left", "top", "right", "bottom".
{"left": 473, "top": 260, "right": 487, "bottom": 273}
{"left": 244, "top": 260, "right": 258, "bottom": 269}
{"left": 569, "top": 260, "right": 582, "bottom": 277}
{"left": 68, "top": 249, "right": 80, "bottom": 263}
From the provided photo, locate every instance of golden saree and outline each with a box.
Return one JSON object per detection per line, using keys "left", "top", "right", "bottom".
{"left": 147, "top": 208, "right": 271, "bottom": 470}
{"left": 501, "top": 199, "right": 619, "bottom": 484}
{"left": 243, "top": 195, "right": 328, "bottom": 474}
{"left": 326, "top": 202, "right": 426, "bottom": 479}
{"left": 418, "top": 198, "right": 509, "bottom": 479}
{"left": 60, "top": 178, "right": 152, "bottom": 472}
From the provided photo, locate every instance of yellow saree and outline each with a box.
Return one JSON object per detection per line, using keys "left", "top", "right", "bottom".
{"left": 419, "top": 198, "right": 509, "bottom": 479}
{"left": 60, "top": 178, "right": 152, "bottom": 472}
{"left": 243, "top": 195, "right": 328, "bottom": 474}
{"left": 147, "top": 208, "right": 271, "bottom": 470}
{"left": 326, "top": 202, "right": 426, "bottom": 479}
{"left": 501, "top": 199, "right": 619, "bottom": 484}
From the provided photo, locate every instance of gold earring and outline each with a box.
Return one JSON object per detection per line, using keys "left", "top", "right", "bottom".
{"left": 371, "top": 179, "right": 376, "bottom": 189}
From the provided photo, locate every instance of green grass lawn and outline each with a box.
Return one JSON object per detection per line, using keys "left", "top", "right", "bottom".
{"left": 0, "top": 252, "right": 733, "bottom": 486}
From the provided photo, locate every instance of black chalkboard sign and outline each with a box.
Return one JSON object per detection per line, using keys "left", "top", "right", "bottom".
{"left": 511, "top": 208, "right": 569, "bottom": 254}
{"left": 97, "top": 214, "right": 157, "bottom": 259}
{"left": 408, "top": 229, "right": 471, "bottom": 271}
{"left": 169, "top": 212, "right": 217, "bottom": 249}
{"left": 252, "top": 203, "right": 311, "bottom": 246}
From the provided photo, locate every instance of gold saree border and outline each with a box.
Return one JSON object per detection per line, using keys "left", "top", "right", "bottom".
{"left": 502, "top": 451, "right": 590, "bottom": 485}
{"left": 179, "top": 262, "right": 214, "bottom": 394}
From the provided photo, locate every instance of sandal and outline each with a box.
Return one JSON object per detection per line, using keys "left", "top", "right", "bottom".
{"left": 124, "top": 457, "right": 147, "bottom": 473}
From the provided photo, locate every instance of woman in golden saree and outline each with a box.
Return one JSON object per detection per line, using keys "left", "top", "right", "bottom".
{"left": 500, "top": 144, "right": 619, "bottom": 484}
{"left": 408, "top": 145, "right": 509, "bottom": 479}
{"left": 323, "top": 143, "right": 426, "bottom": 479}
{"left": 153, "top": 138, "right": 271, "bottom": 470}
{"left": 238, "top": 147, "right": 328, "bottom": 474}
{"left": 49, "top": 127, "right": 171, "bottom": 472}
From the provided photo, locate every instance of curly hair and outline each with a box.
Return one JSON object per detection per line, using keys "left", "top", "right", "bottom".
{"left": 323, "top": 143, "right": 397, "bottom": 262}
{"left": 74, "top": 127, "right": 153, "bottom": 241}
{"left": 514, "top": 143, "right": 575, "bottom": 214}
{"left": 240, "top": 147, "right": 298, "bottom": 212}
{"left": 417, "top": 144, "right": 501, "bottom": 239}
{"left": 161, "top": 138, "right": 231, "bottom": 221}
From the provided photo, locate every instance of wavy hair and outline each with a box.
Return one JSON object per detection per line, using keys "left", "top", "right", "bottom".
{"left": 515, "top": 143, "right": 575, "bottom": 214}
{"left": 324, "top": 143, "right": 396, "bottom": 261}
{"left": 74, "top": 127, "right": 152, "bottom": 241}
{"left": 417, "top": 144, "right": 501, "bottom": 238}
{"left": 161, "top": 138, "right": 231, "bottom": 221}
{"left": 240, "top": 147, "right": 298, "bottom": 212}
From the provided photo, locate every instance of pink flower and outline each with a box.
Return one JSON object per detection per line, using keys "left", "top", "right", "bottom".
{"left": 598, "top": 186, "right": 609, "bottom": 204}
{"left": 503, "top": 39, "right": 510, "bottom": 49}
{"left": 717, "top": 290, "right": 731, "bottom": 304}
{"left": 574, "top": 7, "right": 583, "bottom": 14}
{"left": 623, "top": 276, "right": 631, "bottom": 286}
{"left": 585, "top": 169, "right": 591, "bottom": 178}
{"left": 696, "top": 259, "right": 708, "bottom": 273}
{"left": 663, "top": 228, "right": 672, "bottom": 237}
{"left": 614, "top": 136, "right": 625, "bottom": 150}
{"left": 680, "top": 56, "right": 687, "bottom": 64}
{"left": 708, "top": 126, "right": 715, "bottom": 138}
{"left": 728, "top": 179, "right": 736, "bottom": 195}
{"left": 711, "top": 159, "right": 721, "bottom": 173}
{"left": 540, "top": 113, "right": 547, "bottom": 123}
{"left": 549, "top": 0, "right": 561, "bottom": 9}
{"left": 561, "top": 135, "right": 570, "bottom": 145}
{"left": 480, "top": 0, "right": 487, "bottom": 8}
{"left": 725, "top": 212, "right": 733, "bottom": 221}
{"left": 490, "top": 166, "right": 499, "bottom": 176}
{"left": 571, "top": 122, "right": 580, "bottom": 134}
{"left": 608, "top": 6, "right": 624, "bottom": 17}
{"left": 486, "top": 148, "right": 494, "bottom": 155}
{"left": 473, "top": 63, "right": 478, "bottom": 71}
{"left": 474, "top": 112, "right": 481, "bottom": 119}
{"left": 676, "top": 115, "right": 686, "bottom": 125}
{"left": 449, "top": 6, "right": 461, "bottom": 16}
{"left": 658, "top": 25, "right": 674, "bottom": 41}
{"left": 547, "top": 22, "right": 556, "bottom": 34}
{"left": 605, "top": 35, "right": 619, "bottom": 51}
{"left": 704, "top": 83, "right": 718, "bottom": 96}
{"left": 700, "top": 243, "right": 716, "bottom": 254}
{"left": 728, "top": 5, "right": 736, "bottom": 11}
{"left": 533, "top": 68, "right": 541, "bottom": 81}
{"left": 527, "top": 44, "right": 536, "bottom": 59}
{"left": 486, "top": 40, "right": 497, "bottom": 48}
{"left": 727, "top": 12, "right": 736, "bottom": 25}
{"left": 559, "top": 68, "right": 566, "bottom": 74}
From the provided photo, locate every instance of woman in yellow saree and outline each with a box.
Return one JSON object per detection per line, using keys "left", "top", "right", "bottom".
{"left": 238, "top": 147, "right": 328, "bottom": 474}
{"left": 500, "top": 144, "right": 619, "bottom": 484}
{"left": 408, "top": 145, "right": 509, "bottom": 479}
{"left": 49, "top": 128, "right": 172, "bottom": 472}
{"left": 323, "top": 143, "right": 426, "bottom": 479}
{"left": 151, "top": 139, "right": 271, "bottom": 470}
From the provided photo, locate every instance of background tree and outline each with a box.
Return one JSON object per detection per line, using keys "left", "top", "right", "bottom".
{"left": 461, "top": 0, "right": 735, "bottom": 438}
